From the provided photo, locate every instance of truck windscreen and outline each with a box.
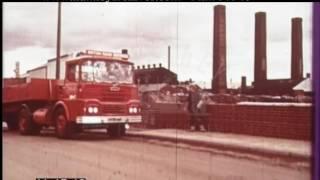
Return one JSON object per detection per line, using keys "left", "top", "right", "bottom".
{"left": 81, "top": 60, "right": 133, "bottom": 84}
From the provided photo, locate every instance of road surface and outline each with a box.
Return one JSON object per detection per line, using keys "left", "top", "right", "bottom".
{"left": 3, "top": 130, "right": 310, "bottom": 180}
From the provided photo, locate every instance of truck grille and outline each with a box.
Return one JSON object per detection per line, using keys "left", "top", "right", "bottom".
{"left": 102, "top": 91, "right": 129, "bottom": 102}
{"left": 81, "top": 84, "right": 132, "bottom": 102}
{"left": 101, "top": 105, "right": 127, "bottom": 114}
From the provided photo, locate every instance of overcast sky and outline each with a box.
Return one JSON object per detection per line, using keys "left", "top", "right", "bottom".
{"left": 3, "top": 2, "right": 313, "bottom": 88}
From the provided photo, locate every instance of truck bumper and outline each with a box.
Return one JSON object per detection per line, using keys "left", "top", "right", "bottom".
{"left": 75, "top": 115, "right": 142, "bottom": 124}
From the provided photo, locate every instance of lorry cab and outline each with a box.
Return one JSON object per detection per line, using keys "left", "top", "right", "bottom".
{"left": 54, "top": 50, "right": 142, "bottom": 138}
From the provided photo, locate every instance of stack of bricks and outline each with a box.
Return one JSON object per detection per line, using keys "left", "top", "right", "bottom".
{"left": 135, "top": 103, "right": 311, "bottom": 140}
{"left": 207, "top": 104, "right": 312, "bottom": 140}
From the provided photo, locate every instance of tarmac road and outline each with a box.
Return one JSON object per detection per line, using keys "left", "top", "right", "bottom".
{"left": 3, "top": 130, "right": 310, "bottom": 180}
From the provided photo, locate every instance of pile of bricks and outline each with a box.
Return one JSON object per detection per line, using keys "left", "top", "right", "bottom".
{"left": 136, "top": 103, "right": 312, "bottom": 140}
{"left": 207, "top": 104, "right": 312, "bottom": 140}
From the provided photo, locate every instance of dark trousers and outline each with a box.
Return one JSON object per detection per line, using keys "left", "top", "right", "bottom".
{"left": 190, "top": 111, "right": 208, "bottom": 130}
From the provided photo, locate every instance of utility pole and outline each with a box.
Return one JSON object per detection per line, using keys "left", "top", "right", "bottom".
{"left": 168, "top": 46, "right": 171, "bottom": 71}
{"left": 56, "top": 2, "right": 61, "bottom": 80}
{"left": 14, "top": 61, "right": 20, "bottom": 78}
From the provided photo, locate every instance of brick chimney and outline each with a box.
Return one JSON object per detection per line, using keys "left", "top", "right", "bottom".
{"left": 254, "top": 12, "right": 267, "bottom": 84}
{"left": 291, "top": 17, "right": 303, "bottom": 80}
{"left": 212, "top": 5, "right": 227, "bottom": 93}
{"left": 241, "top": 76, "right": 247, "bottom": 89}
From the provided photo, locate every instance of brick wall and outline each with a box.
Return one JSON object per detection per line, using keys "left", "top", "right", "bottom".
{"left": 137, "top": 103, "right": 312, "bottom": 140}
{"left": 207, "top": 104, "right": 312, "bottom": 140}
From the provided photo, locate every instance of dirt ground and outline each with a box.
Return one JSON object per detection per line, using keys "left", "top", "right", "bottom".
{"left": 3, "top": 130, "right": 311, "bottom": 180}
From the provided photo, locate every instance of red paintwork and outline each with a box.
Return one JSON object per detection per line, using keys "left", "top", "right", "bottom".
{"left": 3, "top": 78, "right": 59, "bottom": 104}
{"left": 78, "top": 83, "right": 139, "bottom": 102}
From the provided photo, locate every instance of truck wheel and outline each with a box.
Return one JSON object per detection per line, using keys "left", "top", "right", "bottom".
{"left": 55, "top": 107, "right": 74, "bottom": 139}
{"left": 107, "top": 124, "right": 125, "bottom": 138}
{"left": 18, "top": 108, "right": 41, "bottom": 135}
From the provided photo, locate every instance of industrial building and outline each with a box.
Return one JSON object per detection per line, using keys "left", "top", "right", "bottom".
{"left": 133, "top": 64, "right": 178, "bottom": 85}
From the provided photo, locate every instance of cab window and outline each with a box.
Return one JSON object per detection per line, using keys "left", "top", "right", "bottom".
{"left": 67, "top": 64, "right": 79, "bottom": 81}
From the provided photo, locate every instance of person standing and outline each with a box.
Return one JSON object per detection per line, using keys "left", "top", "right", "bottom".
{"left": 187, "top": 85, "right": 201, "bottom": 131}
{"left": 197, "top": 94, "right": 209, "bottom": 131}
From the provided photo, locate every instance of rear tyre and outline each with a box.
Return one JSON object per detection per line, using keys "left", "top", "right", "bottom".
{"left": 18, "top": 107, "right": 41, "bottom": 135}
{"left": 55, "top": 107, "right": 75, "bottom": 139}
{"left": 107, "top": 124, "right": 125, "bottom": 138}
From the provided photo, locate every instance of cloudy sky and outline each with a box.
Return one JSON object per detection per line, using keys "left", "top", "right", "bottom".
{"left": 3, "top": 2, "right": 313, "bottom": 88}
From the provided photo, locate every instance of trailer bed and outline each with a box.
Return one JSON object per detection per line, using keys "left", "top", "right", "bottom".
{"left": 3, "top": 78, "right": 58, "bottom": 104}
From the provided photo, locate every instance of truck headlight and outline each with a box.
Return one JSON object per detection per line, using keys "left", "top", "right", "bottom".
{"left": 93, "top": 107, "right": 98, "bottom": 113}
{"left": 133, "top": 107, "right": 137, "bottom": 113}
{"left": 69, "top": 94, "right": 76, "bottom": 100}
{"left": 88, "top": 107, "right": 94, "bottom": 113}
{"left": 87, "top": 106, "right": 99, "bottom": 114}
{"left": 129, "top": 107, "right": 138, "bottom": 114}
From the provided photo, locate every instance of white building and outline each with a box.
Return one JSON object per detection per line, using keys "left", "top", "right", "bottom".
{"left": 26, "top": 53, "right": 74, "bottom": 80}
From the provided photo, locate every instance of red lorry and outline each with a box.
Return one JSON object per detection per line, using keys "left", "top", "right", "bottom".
{"left": 3, "top": 49, "right": 142, "bottom": 138}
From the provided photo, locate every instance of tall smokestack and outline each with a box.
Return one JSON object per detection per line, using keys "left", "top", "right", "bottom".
{"left": 168, "top": 46, "right": 171, "bottom": 71}
{"left": 254, "top": 12, "right": 267, "bottom": 83}
{"left": 122, "top": 49, "right": 128, "bottom": 54}
{"left": 212, "top": 5, "right": 227, "bottom": 93}
{"left": 241, "top": 76, "right": 247, "bottom": 89}
{"left": 291, "top": 17, "right": 303, "bottom": 80}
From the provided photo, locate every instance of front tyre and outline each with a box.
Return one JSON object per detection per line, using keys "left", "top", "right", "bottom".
{"left": 55, "top": 107, "right": 75, "bottom": 139}
{"left": 18, "top": 107, "right": 41, "bottom": 135}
